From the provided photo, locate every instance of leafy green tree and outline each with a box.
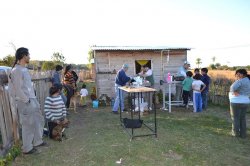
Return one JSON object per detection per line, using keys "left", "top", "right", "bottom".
{"left": 41, "top": 61, "right": 56, "bottom": 71}
{"left": 51, "top": 52, "right": 65, "bottom": 65}
{"left": 195, "top": 58, "right": 202, "bottom": 68}
{"left": 29, "top": 60, "right": 42, "bottom": 70}
{"left": 215, "top": 63, "right": 221, "bottom": 69}
{"left": 209, "top": 64, "right": 216, "bottom": 70}
{"left": 246, "top": 65, "right": 250, "bottom": 70}
{"left": 87, "top": 49, "right": 94, "bottom": 69}
{"left": 88, "top": 50, "right": 93, "bottom": 63}
{"left": 0, "top": 55, "right": 15, "bottom": 67}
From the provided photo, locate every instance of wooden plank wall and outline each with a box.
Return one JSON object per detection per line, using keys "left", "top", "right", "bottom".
{"left": 95, "top": 50, "right": 187, "bottom": 97}
{"left": 0, "top": 85, "right": 13, "bottom": 156}
{"left": 0, "top": 72, "right": 51, "bottom": 157}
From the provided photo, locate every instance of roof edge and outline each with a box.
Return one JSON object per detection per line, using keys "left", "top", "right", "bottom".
{"left": 91, "top": 46, "right": 191, "bottom": 51}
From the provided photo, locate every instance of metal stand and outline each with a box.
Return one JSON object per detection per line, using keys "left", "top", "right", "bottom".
{"left": 162, "top": 81, "right": 183, "bottom": 113}
{"left": 163, "top": 81, "right": 193, "bottom": 113}
{"left": 118, "top": 86, "right": 157, "bottom": 140}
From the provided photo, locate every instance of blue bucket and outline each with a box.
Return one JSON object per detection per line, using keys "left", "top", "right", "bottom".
{"left": 93, "top": 100, "right": 99, "bottom": 108}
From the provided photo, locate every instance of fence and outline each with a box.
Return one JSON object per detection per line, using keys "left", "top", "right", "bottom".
{"left": 0, "top": 71, "right": 51, "bottom": 157}
{"left": 208, "top": 78, "right": 233, "bottom": 105}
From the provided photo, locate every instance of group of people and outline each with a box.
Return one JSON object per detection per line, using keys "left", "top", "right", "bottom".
{"left": 113, "top": 61, "right": 250, "bottom": 139}
{"left": 9, "top": 47, "right": 89, "bottom": 154}
{"left": 112, "top": 64, "right": 155, "bottom": 114}
{"left": 8, "top": 46, "right": 250, "bottom": 156}
{"left": 181, "top": 65, "right": 210, "bottom": 112}
{"left": 180, "top": 61, "right": 250, "bottom": 138}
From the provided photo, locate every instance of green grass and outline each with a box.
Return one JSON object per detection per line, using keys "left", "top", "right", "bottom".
{"left": 12, "top": 105, "right": 250, "bottom": 166}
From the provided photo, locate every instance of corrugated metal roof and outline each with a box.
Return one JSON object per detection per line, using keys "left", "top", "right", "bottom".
{"left": 91, "top": 46, "right": 191, "bottom": 51}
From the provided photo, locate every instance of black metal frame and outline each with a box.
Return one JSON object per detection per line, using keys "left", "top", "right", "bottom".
{"left": 119, "top": 88, "right": 157, "bottom": 140}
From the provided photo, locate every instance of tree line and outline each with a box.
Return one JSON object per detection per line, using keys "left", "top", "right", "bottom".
{"left": 0, "top": 52, "right": 90, "bottom": 71}
{"left": 195, "top": 57, "right": 250, "bottom": 70}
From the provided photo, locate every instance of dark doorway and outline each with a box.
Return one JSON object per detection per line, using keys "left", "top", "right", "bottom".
{"left": 135, "top": 60, "right": 151, "bottom": 74}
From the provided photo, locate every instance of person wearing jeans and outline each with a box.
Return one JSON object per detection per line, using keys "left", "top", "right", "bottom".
{"left": 112, "top": 64, "right": 132, "bottom": 114}
{"left": 192, "top": 74, "right": 206, "bottom": 112}
{"left": 201, "top": 68, "right": 210, "bottom": 110}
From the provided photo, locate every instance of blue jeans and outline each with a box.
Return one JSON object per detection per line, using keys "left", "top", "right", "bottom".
{"left": 201, "top": 92, "right": 208, "bottom": 109}
{"left": 113, "top": 84, "right": 124, "bottom": 112}
{"left": 193, "top": 92, "right": 202, "bottom": 112}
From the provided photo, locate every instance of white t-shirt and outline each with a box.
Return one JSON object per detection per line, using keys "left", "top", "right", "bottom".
{"left": 192, "top": 80, "right": 205, "bottom": 93}
{"left": 80, "top": 88, "right": 88, "bottom": 97}
{"left": 139, "top": 69, "right": 153, "bottom": 77}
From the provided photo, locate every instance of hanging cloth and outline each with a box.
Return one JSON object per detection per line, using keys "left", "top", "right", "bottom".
{"left": 137, "top": 60, "right": 149, "bottom": 66}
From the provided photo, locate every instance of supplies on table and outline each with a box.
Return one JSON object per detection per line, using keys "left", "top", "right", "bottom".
{"left": 132, "top": 97, "right": 148, "bottom": 112}
{"left": 131, "top": 76, "right": 143, "bottom": 87}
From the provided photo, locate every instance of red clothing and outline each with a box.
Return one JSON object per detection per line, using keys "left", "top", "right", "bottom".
{"left": 63, "top": 71, "right": 75, "bottom": 88}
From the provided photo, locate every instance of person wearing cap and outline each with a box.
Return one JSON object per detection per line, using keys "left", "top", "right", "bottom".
{"left": 112, "top": 64, "right": 133, "bottom": 114}
{"left": 178, "top": 61, "right": 191, "bottom": 77}
{"left": 175, "top": 61, "right": 191, "bottom": 101}
{"left": 10, "top": 47, "right": 47, "bottom": 154}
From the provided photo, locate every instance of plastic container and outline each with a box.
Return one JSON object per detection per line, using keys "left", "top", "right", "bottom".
{"left": 167, "top": 72, "right": 172, "bottom": 83}
{"left": 92, "top": 100, "right": 99, "bottom": 108}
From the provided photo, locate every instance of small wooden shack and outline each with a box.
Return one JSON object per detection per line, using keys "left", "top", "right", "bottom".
{"left": 91, "top": 46, "right": 191, "bottom": 98}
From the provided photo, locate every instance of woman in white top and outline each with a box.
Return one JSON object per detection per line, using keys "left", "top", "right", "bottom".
{"left": 229, "top": 69, "right": 250, "bottom": 138}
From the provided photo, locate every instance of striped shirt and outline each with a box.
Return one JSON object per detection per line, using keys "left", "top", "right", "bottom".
{"left": 63, "top": 71, "right": 75, "bottom": 88}
{"left": 44, "top": 95, "right": 66, "bottom": 121}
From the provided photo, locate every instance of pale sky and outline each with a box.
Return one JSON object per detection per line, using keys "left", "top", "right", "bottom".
{"left": 0, "top": 0, "right": 250, "bottom": 67}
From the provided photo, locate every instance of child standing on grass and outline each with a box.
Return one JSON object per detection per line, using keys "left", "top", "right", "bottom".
{"left": 80, "top": 84, "right": 88, "bottom": 106}
{"left": 201, "top": 68, "right": 210, "bottom": 110}
{"left": 44, "top": 84, "right": 68, "bottom": 139}
{"left": 192, "top": 74, "right": 206, "bottom": 112}
{"left": 182, "top": 71, "right": 193, "bottom": 109}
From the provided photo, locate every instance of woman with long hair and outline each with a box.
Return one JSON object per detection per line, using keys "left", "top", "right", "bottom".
{"left": 229, "top": 69, "right": 250, "bottom": 138}
{"left": 63, "top": 65, "right": 76, "bottom": 109}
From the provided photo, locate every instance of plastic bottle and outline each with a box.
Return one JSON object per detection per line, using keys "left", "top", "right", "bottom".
{"left": 167, "top": 72, "right": 171, "bottom": 83}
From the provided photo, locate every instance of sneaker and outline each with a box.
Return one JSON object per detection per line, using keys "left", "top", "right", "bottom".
{"left": 23, "top": 148, "right": 40, "bottom": 155}
{"left": 112, "top": 111, "right": 118, "bottom": 114}
{"left": 185, "top": 105, "right": 189, "bottom": 109}
{"left": 34, "top": 141, "right": 49, "bottom": 147}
